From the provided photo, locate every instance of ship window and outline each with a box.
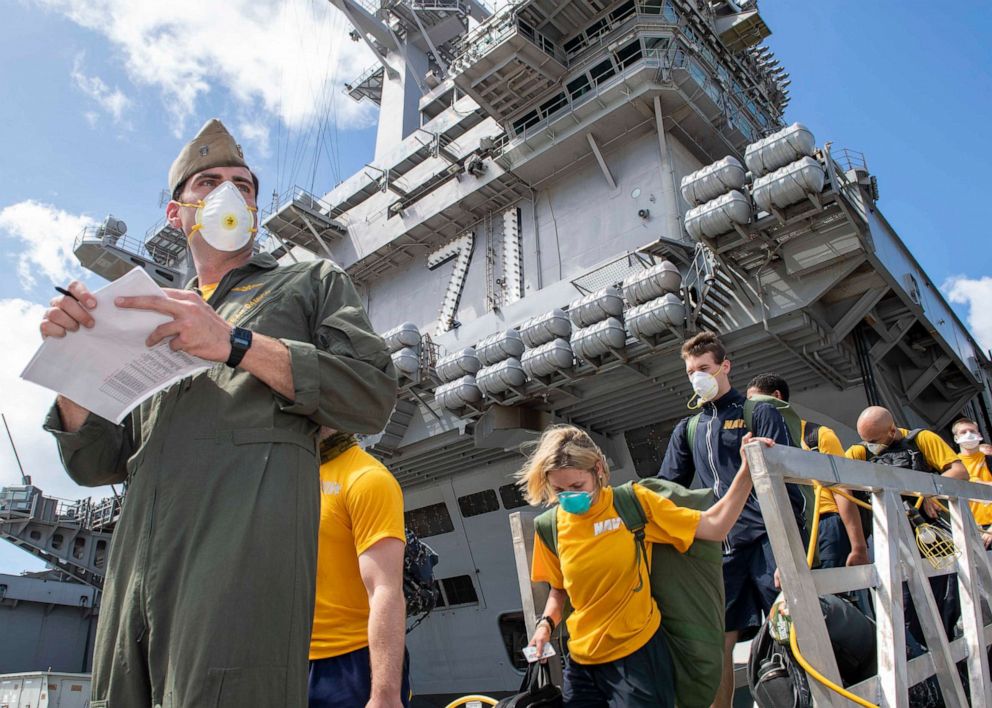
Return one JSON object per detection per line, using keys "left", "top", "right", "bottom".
{"left": 405, "top": 502, "right": 455, "bottom": 537}
{"left": 610, "top": 1, "right": 636, "bottom": 23}
{"left": 563, "top": 35, "right": 584, "bottom": 55}
{"left": 432, "top": 580, "right": 446, "bottom": 608}
{"left": 457, "top": 489, "right": 501, "bottom": 518}
{"left": 499, "top": 483, "right": 530, "bottom": 510}
{"left": 499, "top": 611, "right": 530, "bottom": 671}
{"left": 584, "top": 18, "right": 608, "bottom": 42}
{"left": 614, "top": 40, "right": 643, "bottom": 70}
{"left": 512, "top": 109, "right": 541, "bottom": 135}
{"left": 663, "top": 0, "right": 679, "bottom": 23}
{"left": 539, "top": 92, "right": 569, "bottom": 119}
{"left": 567, "top": 74, "right": 592, "bottom": 100}
{"left": 589, "top": 58, "right": 616, "bottom": 86}
{"left": 441, "top": 575, "right": 479, "bottom": 606}
{"left": 641, "top": 0, "right": 663, "bottom": 14}
{"left": 643, "top": 36, "right": 670, "bottom": 58}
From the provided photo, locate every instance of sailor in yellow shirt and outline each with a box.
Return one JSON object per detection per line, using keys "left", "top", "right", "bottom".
{"left": 846, "top": 406, "right": 967, "bottom": 646}
{"left": 520, "top": 425, "right": 769, "bottom": 708}
{"left": 309, "top": 432, "right": 411, "bottom": 708}
{"left": 745, "top": 374, "right": 869, "bottom": 569}
{"left": 951, "top": 417, "right": 992, "bottom": 547}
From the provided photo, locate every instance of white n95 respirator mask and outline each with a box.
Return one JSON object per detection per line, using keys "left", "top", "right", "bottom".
{"left": 687, "top": 371, "right": 720, "bottom": 410}
{"left": 178, "top": 181, "right": 257, "bottom": 252}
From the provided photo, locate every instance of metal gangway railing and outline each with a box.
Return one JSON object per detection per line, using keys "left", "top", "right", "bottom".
{"left": 746, "top": 443, "right": 992, "bottom": 707}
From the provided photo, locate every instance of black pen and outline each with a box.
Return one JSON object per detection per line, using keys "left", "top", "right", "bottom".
{"left": 55, "top": 286, "right": 79, "bottom": 302}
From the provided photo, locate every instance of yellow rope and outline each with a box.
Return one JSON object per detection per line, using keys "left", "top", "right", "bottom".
{"left": 789, "top": 623, "right": 876, "bottom": 707}
{"left": 806, "top": 481, "right": 823, "bottom": 567}
{"left": 443, "top": 695, "right": 498, "bottom": 708}
{"left": 830, "top": 487, "right": 872, "bottom": 511}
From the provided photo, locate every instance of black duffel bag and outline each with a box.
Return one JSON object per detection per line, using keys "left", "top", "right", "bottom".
{"left": 494, "top": 661, "right": 563, "bottom": 708}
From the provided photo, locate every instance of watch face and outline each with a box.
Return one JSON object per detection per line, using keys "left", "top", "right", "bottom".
{"left": 233, "top": 328, "right": 252, "bottom": 346}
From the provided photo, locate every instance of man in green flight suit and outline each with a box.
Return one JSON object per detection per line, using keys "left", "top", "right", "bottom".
{"left": 40, "top": 119, "right": 398, "bottom": 707}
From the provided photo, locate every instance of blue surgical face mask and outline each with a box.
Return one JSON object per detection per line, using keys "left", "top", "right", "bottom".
{"left": 558, "top": 491, "right": 593, "bottom": 515}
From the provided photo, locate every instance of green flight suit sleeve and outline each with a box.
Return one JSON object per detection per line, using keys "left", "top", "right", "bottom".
{"left": 42, "top": 403, "right": 133, "bottom": 487}
{"left": 277, "top": 262, "right": 397, "bottom": 434}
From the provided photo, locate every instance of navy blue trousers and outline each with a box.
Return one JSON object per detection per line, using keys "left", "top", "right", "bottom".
{"left": 308, "top": 646, "right": 411, "bottom": 708}
{"left": 562, "top": 627, "right": 675, "bottom": 708}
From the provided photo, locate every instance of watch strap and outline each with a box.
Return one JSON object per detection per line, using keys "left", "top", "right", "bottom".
{"left": 226, "top": 327, "right": 252, "bottom": 368}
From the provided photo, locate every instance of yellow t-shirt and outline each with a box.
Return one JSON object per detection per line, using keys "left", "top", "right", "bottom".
{"left": 531, "top": 485, "right": 701, "bottom": 665}
{"left": 309, "top": 445, "right": 406, "bottom": 660}
{"left": 845, "top": 428, "right": 958, "bottom": 472}
{"left": 803, "top": 421, "right": 845, "bottom": 515}
{"left": 959, "top": 451, "right": 992, "bottom": 526}
{"left": 199, "top": 282, "right": 219, "bottom": 302}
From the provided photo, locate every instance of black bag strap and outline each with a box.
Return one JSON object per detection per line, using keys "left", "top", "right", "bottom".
{"left": 524, "top": 660, "right": 554, "bottom": 692}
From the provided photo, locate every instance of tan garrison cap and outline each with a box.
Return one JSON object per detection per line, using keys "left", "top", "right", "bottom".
{"left": 168, "top": 118, "right": 258, "bottom": 197}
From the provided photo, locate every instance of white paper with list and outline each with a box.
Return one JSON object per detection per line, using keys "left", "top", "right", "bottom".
{"left": 20, "top": 267, "right": 213, "bottom": 424}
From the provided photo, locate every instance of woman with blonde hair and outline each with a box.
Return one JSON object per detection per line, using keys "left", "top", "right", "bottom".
{"left": 520, "top": 424, "right": 770, "bottom": 707}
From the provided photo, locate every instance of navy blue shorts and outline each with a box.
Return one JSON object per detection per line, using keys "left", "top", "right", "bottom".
{"left": 723, "top": 536, "right": 779, "bottom": 639}
{"left": 308, "top": 645, "right": 411, "bottom": 708}
{"left": 563, "top": 627, "right": 675, "bottom": 708}
{"left": 817, "top": 513, "right": 851, "bottom": 569}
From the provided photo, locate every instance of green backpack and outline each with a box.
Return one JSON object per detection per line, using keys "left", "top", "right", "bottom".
{"left": 534, "top": 479, "right": 725, "bottom": 708}
{"left": 686, "top": 393, "right": 817, "bottom": 544}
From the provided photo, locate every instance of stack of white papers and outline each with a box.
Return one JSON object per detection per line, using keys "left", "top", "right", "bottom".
{"left": 21, "top": 268, "right": 213, "bottom": 424}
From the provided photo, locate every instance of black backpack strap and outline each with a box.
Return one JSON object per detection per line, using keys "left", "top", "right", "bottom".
{"left": 803, "top": 421, "right": 822, "bottom": 452}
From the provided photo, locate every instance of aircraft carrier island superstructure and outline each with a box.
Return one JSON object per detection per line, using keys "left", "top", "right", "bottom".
{"left": 5, "top": 0, "right": 992, "bottom": 701}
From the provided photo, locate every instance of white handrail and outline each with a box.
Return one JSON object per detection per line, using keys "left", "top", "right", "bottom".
{"left": 746, "top": 443, "right": 992, "bottom": 707}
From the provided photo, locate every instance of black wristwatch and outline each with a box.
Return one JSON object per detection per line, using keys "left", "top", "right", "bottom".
{"left": 537, "top": 615, "right": 556, "bottom": 634}
{"left": 226, "top": 327, "right": 253, "bottom": 368}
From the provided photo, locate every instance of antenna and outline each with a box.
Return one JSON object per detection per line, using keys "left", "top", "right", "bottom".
{"left": 1, "top": 413, "right": 30, "bottom": 485}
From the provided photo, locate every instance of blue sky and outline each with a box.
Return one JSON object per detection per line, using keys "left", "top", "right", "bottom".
{"left": 0, "top": 1, "right": 990, "bottom": 575}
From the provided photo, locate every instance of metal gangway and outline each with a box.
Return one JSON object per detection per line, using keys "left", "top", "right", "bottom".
{"left": 510, "top": 445, "right": 992, "bottom": 706}
{"left": 746, "top": 443, "right": 992, "bottom": 707}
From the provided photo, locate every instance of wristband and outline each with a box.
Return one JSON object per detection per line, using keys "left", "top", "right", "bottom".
{"left": 537, "top": 615, "right": 556, "bottom": 634}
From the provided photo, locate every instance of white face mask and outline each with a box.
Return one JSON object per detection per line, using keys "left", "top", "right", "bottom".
{"left": 687, "top": 371, "right": 720, "bottom": 410}
{"left": 178, "top": 181, "right": 257, "bottom": 252}
{"left": 865, "top": 442, "right": 888, "bottom": 456}
{"left": 955, "top": 432, "right": 983, "bottom": 451}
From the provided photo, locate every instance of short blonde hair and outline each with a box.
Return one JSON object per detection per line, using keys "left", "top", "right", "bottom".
{"left": 515, "top": 425, "right": 610, "bottom": 506}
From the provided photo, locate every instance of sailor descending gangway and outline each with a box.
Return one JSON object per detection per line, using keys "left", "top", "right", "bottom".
{"left": 509, "top": 443, "right": 992, "bottom": 707}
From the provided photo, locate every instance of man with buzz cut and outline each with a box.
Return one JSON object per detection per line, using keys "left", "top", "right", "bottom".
{"left": 40, "top": 118, "right": 397, "bottom": 707}
{"left": 659, "top": 332, "right": 806, "bottom": 708}
{"left": 847, "top": 405, "right": 966, "bottom": 647}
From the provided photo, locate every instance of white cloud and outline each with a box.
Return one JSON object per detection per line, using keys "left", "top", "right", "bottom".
{"left": 238, "top": 119, "right": 271, "bottom": 158}
{"left": 0, "top": 200, "right": 95, "bottom": 289}
{"left": 71, "top": 55, "right": 131, "bottom": 125}
{"left": 944, "top": 275, "right": 992, "bottom": 353}
{"left": 0, "top": 299, "right": 114, "bottom": 505}
{"left": 34, "top": 0, "right": 377, "bottom": 144}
